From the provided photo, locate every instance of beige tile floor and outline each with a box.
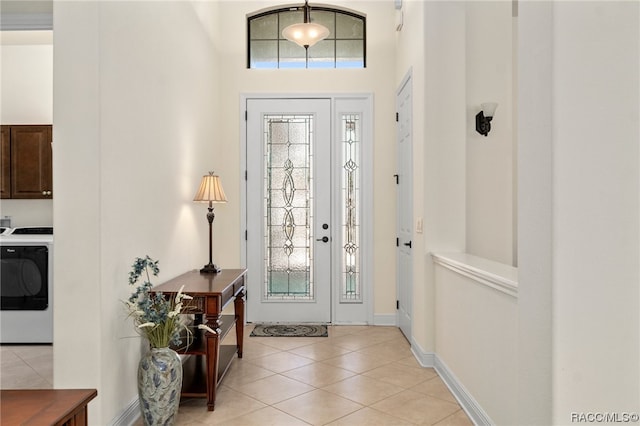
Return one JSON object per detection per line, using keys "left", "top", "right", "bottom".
{"left": 168, "top": 325, "right": 472, "bottom": 426}
{"left": 0, "top": 344, "right": 53, "bottom": 390}
{"left": 0, "top": 326, "right": 474, "bottom": 425}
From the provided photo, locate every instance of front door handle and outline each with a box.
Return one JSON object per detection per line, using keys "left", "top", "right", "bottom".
{"left": 404, "top": 241, "right": 412, "bottom": 248}
{"left": 316, "top": 236, "right": 329, "bottom": 243}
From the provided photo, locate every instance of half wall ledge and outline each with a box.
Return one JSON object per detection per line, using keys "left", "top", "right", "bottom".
{"left": 431, "top": 252, "right": 518, "bottom": 298}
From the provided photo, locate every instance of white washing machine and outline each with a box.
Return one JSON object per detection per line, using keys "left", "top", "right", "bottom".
{"left": 0, "top": 227, "right": 53, "bottom": 344}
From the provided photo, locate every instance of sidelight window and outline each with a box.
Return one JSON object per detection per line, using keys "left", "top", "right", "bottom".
{"left": 340, "top": 114, "right": 361, "bottom": 302}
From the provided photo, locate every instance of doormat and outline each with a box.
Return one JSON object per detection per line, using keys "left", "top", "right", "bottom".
{"left": 250, "top": 324, "right": 328, "bottom": 337}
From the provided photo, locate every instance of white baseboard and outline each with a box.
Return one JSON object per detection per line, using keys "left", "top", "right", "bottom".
{"left": 408, "top": 343, "right": 492, "bottom": 425}
{"left": 434, "top": 355, "right": 493, "bottom": 426}
{"left": 109, "top": 397, "right": 140, "bottom": 426}
{"left": 409, "top": 338, "right": 435, "bottom": 367}
{"left": 373, "top": 313, "right": 397, "bottom": 326}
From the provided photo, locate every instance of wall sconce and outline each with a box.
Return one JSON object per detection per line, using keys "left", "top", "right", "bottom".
{"left": 475, "top": 102, "right": 498, "bottom": 137}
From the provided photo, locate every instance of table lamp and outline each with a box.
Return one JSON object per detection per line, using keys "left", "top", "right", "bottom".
{"left": 193, "top": 171, "right": 227, "bottom": 273}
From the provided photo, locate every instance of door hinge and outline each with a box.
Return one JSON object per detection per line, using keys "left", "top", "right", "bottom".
{"left": 245, "top": 230, "right": 248, "bottom": 240}
{"left": 245, "top": 170, "right": 248, "bottom": 180}
{"left": 245, "top": 110, "right": 248, "bottom": 121}
{"left": 396, "top": 300, "right": 399, "bottom": 310}
{"left": 394, "top": 174, "right": 399, "bottom": 184}
{"left": 396, "top": 237, "right": 399, "bottom": 247}
{"left": 395, "top": 112, "right": 399, "bottom": 122}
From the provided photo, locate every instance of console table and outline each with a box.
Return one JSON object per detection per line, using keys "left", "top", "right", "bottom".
{"left": 0, "top": 389, "right": 97, "bottom": 425}
{"left": 152, "top": 269, "right": 246, "bottom": 411}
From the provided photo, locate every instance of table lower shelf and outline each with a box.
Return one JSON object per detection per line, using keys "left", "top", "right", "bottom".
{"left": 180, "top": 345, "right": 239, "bottom": 397}
{"left": 173, "top": 314, "right": 237, "bottom": 355}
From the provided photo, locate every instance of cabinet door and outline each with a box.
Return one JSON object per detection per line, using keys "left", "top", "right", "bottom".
{"left": 10, "top": 125, "right": 53, "bottom": 199}
{"left": 1, "top": 126, "right": 9, "bottom": 199}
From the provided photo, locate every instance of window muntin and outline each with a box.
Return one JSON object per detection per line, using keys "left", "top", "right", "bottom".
{"left": 248, "top": 6, "right": 366, "bottom": 69}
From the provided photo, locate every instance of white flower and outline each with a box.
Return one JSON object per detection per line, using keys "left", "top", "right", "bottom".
{"left": 175, "top": 285, "right": 194, "bottom": 304}
{"left": 138, "top": 322, "right": 156, "bottom": 328}
{"left": 174, "top": 285, "right": 186, "bottom": 303}
{"left": 125, "top": 301, "right": 145, "bottom": 317}
{"left": 197, "top": 324, "right": 217, "bottom": 335}
{"left": 168, "top": 302, "right": 183, "bottom": 318}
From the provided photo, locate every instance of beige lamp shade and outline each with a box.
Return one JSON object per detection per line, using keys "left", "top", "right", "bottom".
{"left": 193, "top": 172, "right": 227, "bottom": 203}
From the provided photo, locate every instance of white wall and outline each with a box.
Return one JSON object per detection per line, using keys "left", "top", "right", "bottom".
{"left": 1, "top": 31, "right": 53, "bottom": 226}
{"left": 394, "top": 0, "right": 514, "bottom": 357}
{"left": 517, "top": 1, "right": 553, "bottom": 423}
{"left": 53, "top": 1, "right": 220, "bottom": 423}
{"left": 518, "top": 1, "right": 640, "bottom": 423}
{"left": 53, "top": 3, "right": 102, "bottom": 422}
{"left": 434, "top": 262, "right": 518, "bottom": 425}
{"left": 422, "top": 1, "right": 468, "bottom": 360}
{"left": 550, "top": 1, "right": 639, "bottom": 421}
{"left": 394, "top": 0, "right": 430, "bottom": 354}
{"left": 1, "top": 31, "right": 52, "bottom": 124}
{"left": 465, "top": 1, "right": 515, "bottom": 266}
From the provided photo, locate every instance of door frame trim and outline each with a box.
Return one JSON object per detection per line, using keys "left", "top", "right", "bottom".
{"left": 240, "top": 93, "right": 374, "bottom": 324}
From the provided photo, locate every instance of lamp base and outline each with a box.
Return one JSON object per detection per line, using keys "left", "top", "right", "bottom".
{"left": 200, "top": 263, "right": 221, "bottom": 274}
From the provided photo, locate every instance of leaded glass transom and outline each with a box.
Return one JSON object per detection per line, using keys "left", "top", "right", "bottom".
{"left": 248, "top": 6, "right": 366, "bottom": 69}
{"left": 341, "top": 114, "right": 361, "bottom": 302}
{"left": 263, "top": 115, "right": 315, "bottom": 300}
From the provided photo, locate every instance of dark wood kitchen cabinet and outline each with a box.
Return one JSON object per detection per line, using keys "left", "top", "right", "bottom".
{"left": 1, "top": 126, "right": 9, "bottom": 198}
{"left": 0, "top": 125, "right": 53, "bottom": 199}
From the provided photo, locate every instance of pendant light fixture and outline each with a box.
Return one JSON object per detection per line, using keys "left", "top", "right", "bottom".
{"left": 281, "top": 0, "right": 330, "bottom": 49}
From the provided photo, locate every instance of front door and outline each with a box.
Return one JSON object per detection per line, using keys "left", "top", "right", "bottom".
{"left": 246, "top": 98, "right": 332, "bottom": 323}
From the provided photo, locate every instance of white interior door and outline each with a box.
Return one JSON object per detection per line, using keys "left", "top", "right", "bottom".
{"left": 246, "top": 98, "right": 332, "bottom": 323}
{"left": 396, "top": 75, "right": 413, "bottom": 340}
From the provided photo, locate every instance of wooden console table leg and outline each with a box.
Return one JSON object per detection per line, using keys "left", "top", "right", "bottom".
{"left": 234, "top": 290, "right": 245, "bottom": 358}
{"left": 205, "top": 323, "right": 220, "bottom": 411}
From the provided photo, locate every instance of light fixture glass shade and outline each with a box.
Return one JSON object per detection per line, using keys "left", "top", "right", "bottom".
{"left": 193, "top": 172, "right": 227, "bottom": 203}
{"left": 282, "top": 22, "right": 330, "bottom": 48}
{"left": 481, "top": 102, "right": 498, "bottom": 118}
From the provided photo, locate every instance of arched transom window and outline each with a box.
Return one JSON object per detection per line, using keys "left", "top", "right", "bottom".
{"left": 248, "top": 5, "right": 366, "bottom": 69}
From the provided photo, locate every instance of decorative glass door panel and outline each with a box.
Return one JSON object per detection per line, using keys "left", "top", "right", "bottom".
{"left": 340, "top": 114, "right": 361, "bottom": 302}
{"left": 264, "top": 116, "right": 314, "bottom": 300}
